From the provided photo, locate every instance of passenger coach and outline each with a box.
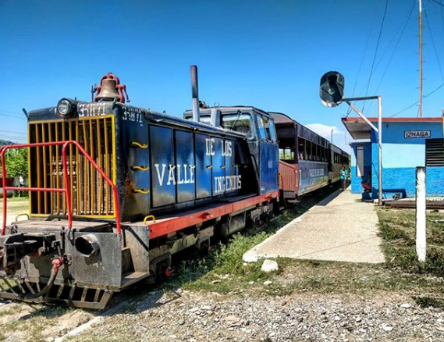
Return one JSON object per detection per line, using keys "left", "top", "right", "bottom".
{"left": 271, "top": 112, "right": 350, "bottom": 201}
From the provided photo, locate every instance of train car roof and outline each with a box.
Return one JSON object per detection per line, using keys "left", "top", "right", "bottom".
{"left": 269, "top": 112, "right": 300, "bottom": 125}
{"left": 330, "top": 142, "right": 350, "bottom": 157}
{"left": 270, "top": 112, "right": 329, "bottom": 147}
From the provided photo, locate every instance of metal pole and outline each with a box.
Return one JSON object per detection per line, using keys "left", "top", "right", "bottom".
{"left": 345, "top": 101, "right": 379, "bottom": 133}
{"left": 419, "top": 0, "right": 423, "bottom": 118}
{"left": 190, "top": 65, "right": 200, "bottom": 122}
{"left": 331, "top": 129, "right": 333, "bottom": 143}
{"left": 416, "top": 167, "right": 426, "bottom": 262}
{"left": 343, "top": 95, "right": 383, "bottom": 205}
{"left": 378, "top": 96, "right": 382, "bottom": 205}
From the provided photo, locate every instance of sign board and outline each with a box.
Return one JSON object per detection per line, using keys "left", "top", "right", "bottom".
{"left": 404, "top": 130, "right": 431, "bottom": 139}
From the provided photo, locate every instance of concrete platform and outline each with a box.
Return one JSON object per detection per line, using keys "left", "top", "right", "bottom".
{"left": 244, "top": 189, "right": 385, "bottom": 264}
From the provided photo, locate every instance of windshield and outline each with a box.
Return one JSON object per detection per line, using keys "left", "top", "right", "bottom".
{"left": 221, "top": 112, "right": 254, "bottom": 139}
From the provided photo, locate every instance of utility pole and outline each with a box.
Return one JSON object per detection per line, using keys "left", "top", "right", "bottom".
{"left": 419, "top": 0, "right": 423, "bottom": 118}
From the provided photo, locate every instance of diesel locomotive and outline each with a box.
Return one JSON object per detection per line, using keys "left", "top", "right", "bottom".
{"left": 0, "top": 69, "right": 281, "bottom": 309}
{"left": 0, "top": 68, "right": 349, "bottom": 309}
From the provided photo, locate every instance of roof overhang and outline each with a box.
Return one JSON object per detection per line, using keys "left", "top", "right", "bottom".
{"left": 341, "top": 118, "right": 372, "bottom": 139}
{"left": 342, "top": 117, "right": 443, "bottom": 140}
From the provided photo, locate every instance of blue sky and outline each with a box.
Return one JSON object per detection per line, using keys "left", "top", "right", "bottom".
{"left": 1, "top": 0, "right": 444, "bottom": 152}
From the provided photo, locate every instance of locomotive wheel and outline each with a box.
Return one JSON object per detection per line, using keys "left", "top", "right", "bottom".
{"left": 199, "top": 241, "right": 211, "bottom": 257}
{"left": 155, "top": 260, "right": 172, "bottom": 283}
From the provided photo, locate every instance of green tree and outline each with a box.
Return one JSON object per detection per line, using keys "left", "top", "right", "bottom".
{"left": 2, "top": 149, "right": 28, "bottom": 178}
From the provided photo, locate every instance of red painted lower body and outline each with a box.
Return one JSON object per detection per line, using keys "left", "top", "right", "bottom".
{"left": 147, "top": 191, "right": 280, "bottom": 239}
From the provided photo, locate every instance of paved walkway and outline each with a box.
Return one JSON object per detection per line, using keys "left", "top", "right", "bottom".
{"left": 244, "top": 189, "right": 385, "bottom": 264}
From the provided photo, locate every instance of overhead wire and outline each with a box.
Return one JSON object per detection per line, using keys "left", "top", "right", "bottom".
{"left": 0, "top": 112, "right": 26, "bottom": 120}
{"left": 441, "top": 0, "right": 444, "bottom": 33}
{"left": 429, "top": 0, "right": 444, "bottom": 8}
{"left": 346, "top": 4, "right": 379, "bottom": 118}
{"left": 389, "top": 82, "right": 444, "bottom": 117}
{"left": 364, "top": 0, "right": 416, "bottom": 113}
{"left": 0, "top": 109, "right": 22, "bottom": 116}
{"left": 424, "top": 2, "right": 444, "bottom": 82}
{"left": 388, "top": 0, "right": 444, "bottom": 118}
{"left": 361, "top": 0, "right": 390, "bottom": 113}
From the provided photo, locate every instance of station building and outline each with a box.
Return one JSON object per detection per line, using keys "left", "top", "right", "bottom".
{"left": 342, "top": 117, "right": 444, "bottom": 199}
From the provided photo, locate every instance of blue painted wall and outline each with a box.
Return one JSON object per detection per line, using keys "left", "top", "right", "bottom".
{"left": 350, "top": 142, "right": 372, "bottom": 194}
{"left": 349, "top": 120, "right": 444, "bottom": 198}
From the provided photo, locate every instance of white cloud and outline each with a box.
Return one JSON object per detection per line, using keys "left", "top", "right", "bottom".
{"left": 305, "top": 123, "right": 343, "bottom": 139}
{"left": 305, "top": 123, "right": 352, "bottom": 154}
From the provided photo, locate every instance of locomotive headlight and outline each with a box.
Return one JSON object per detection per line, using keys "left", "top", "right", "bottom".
{"left": 57, "top": 98, "right": 74, "bottom": 117}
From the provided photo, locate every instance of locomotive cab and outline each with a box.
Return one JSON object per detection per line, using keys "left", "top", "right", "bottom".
{"left": 184, "top": 106, "right": 279, "bottom": 195}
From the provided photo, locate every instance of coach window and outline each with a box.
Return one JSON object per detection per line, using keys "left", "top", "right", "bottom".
{"left": 298, "top": 139, "right": 305, "bottom": 160}
{"left": 306, "top": 141, "right": 312, "bottom": 160}
{"left": 222, "top": 112, "right": 254, "bottom": 139}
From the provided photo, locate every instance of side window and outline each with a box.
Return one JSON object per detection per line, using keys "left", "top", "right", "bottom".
{"left": 261, "top": 116, "right": 277, "bottom": 142}
{"left": 257, "top": 115, "right": 269, "bottom": 140}
{"left": 221, "top": 112, "right": 254, "bottom": 139}
{"left": 267, "top": 117, "right": 277, "bottom": 142}
{"left": 299, "top": 139, "right": 305, "bottom": 160}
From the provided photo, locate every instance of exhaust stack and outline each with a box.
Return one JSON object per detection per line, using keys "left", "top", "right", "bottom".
{"left": 190, "top": 65, "right": 200, "bottom": 122}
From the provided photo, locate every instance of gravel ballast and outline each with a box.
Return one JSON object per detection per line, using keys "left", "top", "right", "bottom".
{"left": 65, "top": 289, "right": 444, "bottom": 342}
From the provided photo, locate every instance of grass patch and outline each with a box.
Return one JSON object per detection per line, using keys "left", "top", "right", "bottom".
{"left": 378, "top": 208, "right": 444, "bottom": 277}
{"left": 158, "top": 194, "right": 444, "bottom": 303}
{"left": 163, "top": 187, "right": 343, "bottom": 294}
{"left": 414, "top": 295, "right": 444, "bottom": 309}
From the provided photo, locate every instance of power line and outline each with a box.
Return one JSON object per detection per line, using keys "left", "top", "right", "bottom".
{"left": 361, "top": 0, "right": 390, "bottom": 113}
{"left": 0, "top": 109, "right": 22, "bottom": 116}
{"left": 0, "top": 130, "right": 27, "bottom": 136}
{"left": 440, "top": 0, "right": 444, "bottom": 33}
{"left": 346, "top": 5, "right": 379, "bottom": 117}
{"left": 389, "top": 82, "right": 444, "bottom": 117}
{"left": 0, "top": 112, "right": 26, "bottom": 120}
{"left": 365, "top": 0, "right": 416, "bottom": 113}
{"left": 424, "top": 1, "right": 444, "bottom": 82}
{"left": 429, "top": 0, "right": 444, "bottom": 7}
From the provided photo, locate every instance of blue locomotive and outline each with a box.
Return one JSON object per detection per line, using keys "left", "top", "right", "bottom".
{"left": 0, "top": 68, "right": 348, "bottom": 309}
{"left": 0, "top": 69, "right": 280, "bottom": 309}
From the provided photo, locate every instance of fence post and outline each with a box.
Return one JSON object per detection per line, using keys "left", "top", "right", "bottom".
{"left": 416, "top": 167, "right": 426, "bottom": 262}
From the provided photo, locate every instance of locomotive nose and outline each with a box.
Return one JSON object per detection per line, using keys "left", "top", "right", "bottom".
{"left": 74, "top": 234, "right": 100, "bottom": 257}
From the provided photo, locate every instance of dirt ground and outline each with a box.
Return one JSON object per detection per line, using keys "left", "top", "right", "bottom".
{"left": 0, "top": 198, "right": 28, "bottom": 225}
{"left": 0, "top": 199, "right": 443, "bottom": 341}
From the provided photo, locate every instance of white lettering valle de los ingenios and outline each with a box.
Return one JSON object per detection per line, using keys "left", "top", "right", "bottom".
{"left": 154, "top": 138, "right": 242, "bottom": 194}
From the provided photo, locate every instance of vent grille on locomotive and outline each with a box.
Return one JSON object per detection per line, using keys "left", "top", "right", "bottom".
{"left": 29, "top": 116, "right": 116, "bottom": 217}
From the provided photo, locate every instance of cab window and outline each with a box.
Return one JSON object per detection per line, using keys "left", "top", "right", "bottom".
{"left": 221, "top": 112, "right": 254, "bottom": 139}
{"left": 267, "top": 118, "right": 277, "bottom": 142}
{"left": 257, "top": 116, "right": 268, "bottom": 140}
{"left": 257, "top": 115, "right": 277, "bottom": 142}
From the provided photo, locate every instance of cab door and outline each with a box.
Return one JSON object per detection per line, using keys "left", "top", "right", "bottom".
{"left": 257, "top": 114, "right": 279, "bottom": 194}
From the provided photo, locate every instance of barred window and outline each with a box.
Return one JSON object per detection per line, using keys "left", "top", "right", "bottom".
{"left": 425, "top": 139, "right": 444, "bottom": 167}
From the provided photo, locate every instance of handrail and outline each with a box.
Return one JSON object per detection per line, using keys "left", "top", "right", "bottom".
{"left": 0, "top": 140, "right": 121, "bottom": 236}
